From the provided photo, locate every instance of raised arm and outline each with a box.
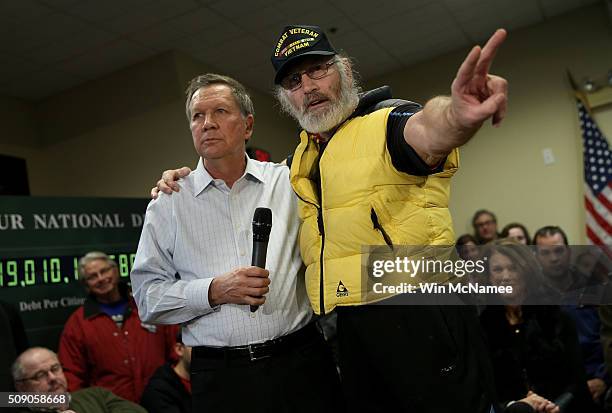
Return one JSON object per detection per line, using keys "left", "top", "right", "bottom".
{"left": 405, "top": 29, "right": 508, "bottom": 166}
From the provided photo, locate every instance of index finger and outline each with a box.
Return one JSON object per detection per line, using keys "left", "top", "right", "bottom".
{"left": 453, "top": 45, "right": 481, "bottom": 91}
{"left": 474, "top": 28, "right": 507, "bottom": 77}
{"left": 245, "top": 266, "right": 270, "bottom": 277}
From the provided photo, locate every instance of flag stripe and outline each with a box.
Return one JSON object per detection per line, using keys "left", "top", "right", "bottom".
{"left": 585, "top": 197, "right": 612, "bottom": 234}
{"left": 586, "top": 213, "right": 611, "bottom": 245}
{"left": 587, "top": 226, "right": 604, "bottom": 245}
{"left": 597, "top": 185, "right": 612, "bottom": 211}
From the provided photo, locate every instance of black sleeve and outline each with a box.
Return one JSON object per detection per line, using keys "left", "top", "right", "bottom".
{"left": 1, "top": 301, "right": 29, "bottom": 353}
{"left": 140, "top": 382, "right": 182, "bottom": 413}
{"left": 386, "top": 103, "right": 446, "bottom": 176}
{"left": 558, "top": 310, "right": 595, "bottom": 410}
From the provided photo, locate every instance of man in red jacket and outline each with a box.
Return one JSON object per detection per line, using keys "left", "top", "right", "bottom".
{"left": 58, "top": 251, "right": 177, "bottom": 402}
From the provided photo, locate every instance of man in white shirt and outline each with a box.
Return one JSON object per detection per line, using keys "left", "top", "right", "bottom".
{"left": 131, "top": 73, "right": 342, "bottom": 413}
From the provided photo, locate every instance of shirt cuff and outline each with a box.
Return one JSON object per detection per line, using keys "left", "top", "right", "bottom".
{"left": 185, "top": 278, "right": 219, "bottom": 313}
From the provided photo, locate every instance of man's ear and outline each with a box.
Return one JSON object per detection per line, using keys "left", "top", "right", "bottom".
{"left": 244, "top": 114, "right": 254, "bottom": 142}
{"left": 341, "top": 57, "right": 353, "bottom": 80}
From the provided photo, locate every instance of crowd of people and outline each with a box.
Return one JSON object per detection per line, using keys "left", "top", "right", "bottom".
{"left": 6, "top": 252, "right": 191, "bottom": 413}
{"left": 456, "top": 210, "right": 612, "bottom": 413}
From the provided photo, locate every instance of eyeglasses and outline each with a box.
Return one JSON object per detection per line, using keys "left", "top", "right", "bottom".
{"left": 475, "top": 219, "right": 495, "bottom": 228}
{"left": 281, "top": 60, "right": 336, "bottom": 91}
{"left": 84, "top": 265, "right": 113, "bottom": 282}
{"left": 16, "top": 363, "right": 63, "bottom": 383}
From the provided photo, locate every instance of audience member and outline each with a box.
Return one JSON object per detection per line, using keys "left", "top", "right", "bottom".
{"left": 456, "top": 233, "right": 480, "bottom": 261}
{"left": 472, "top": 209, "right": 500, "bottom": 244}
{"left": 0, "top": 300, "right": 28, "bottom": 391}
{"left": 599, "top": 306, "right": 612, "bottom": 411}
{"left": 141, "top": 332, "right": 192, "bottom": 413}
{"left": 480, "top": 239, "right": 595, "bottom": 413}
{"left": 535, "top": 226, "right": 610, "bottom": 406}
{"left": 501, "top": 223, "right": 531, "bottom": 245}
{"left": 58, "top": 251, "right": 177, "bottom": 403}
{"left": 12, "top": 347, "right": 146, "bottom": 413}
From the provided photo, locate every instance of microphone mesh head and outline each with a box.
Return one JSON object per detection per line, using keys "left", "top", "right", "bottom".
{"left": 252, "top": 207, "right": 272, "bottom": 238}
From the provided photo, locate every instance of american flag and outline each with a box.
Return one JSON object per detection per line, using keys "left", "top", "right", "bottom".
{"left": 578, "top": 100, "right": 612, "bottom": 245}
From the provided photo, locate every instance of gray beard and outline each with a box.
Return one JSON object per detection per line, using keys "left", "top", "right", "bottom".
{"left": 296, "top": 88, "right": 359, "bottom": 133}
{"left": 277, "top": 72, "right": 360, "bottom": 134}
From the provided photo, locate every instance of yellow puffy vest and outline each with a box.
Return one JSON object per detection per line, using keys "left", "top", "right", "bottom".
{"left": 290, "top": 107, "right": 460, "bottom": 314}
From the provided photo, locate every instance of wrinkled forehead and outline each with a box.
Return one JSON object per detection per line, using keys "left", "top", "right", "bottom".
{"left": 84, "top": 258, "right": 112, "bottom": 273}
{"left": 190, "top": 84, "right": 240, "bottom": 110}
{"left": 282, "top": 54, "right": 335, "bottom": 77}
{"left": 22, "top": 350, "right": 58, "bottom": 373}
{"left": 536, "top": 233, "right": 566, "bottom": 246}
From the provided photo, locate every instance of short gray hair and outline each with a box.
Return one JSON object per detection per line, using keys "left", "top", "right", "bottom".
{"left": 78, "top": 251, "right": 117, "bottom": 284}
{"left": 185, "top": 73, "right": 255, "bottom": 121}
{"left": 12, "top": 347, "right": 57, "bottom": 382}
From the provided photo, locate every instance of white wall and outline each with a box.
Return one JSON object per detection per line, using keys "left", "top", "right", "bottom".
{"left": 366, "top": 3, "right": 612, "bottom": 243}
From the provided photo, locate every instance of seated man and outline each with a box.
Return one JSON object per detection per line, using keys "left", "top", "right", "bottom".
{"left": 141, "top": 332, "right": 192, "bottom": 413}
{"left": 535, "top": 226, "right": 611, "bottom": 405}
{"left": 12, "top": 347, "right": 145, "bottom": 413}
{"left": 58, "top": 251, "right": 178, "bottom": 402}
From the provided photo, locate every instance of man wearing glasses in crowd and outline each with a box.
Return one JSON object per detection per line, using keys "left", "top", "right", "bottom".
{"left": 12, "top": 347, "right": 145, "bottom": 412}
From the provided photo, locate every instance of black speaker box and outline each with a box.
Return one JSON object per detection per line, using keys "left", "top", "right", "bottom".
{"left": 0, "top": 154, "right": 30, "bottom": 195}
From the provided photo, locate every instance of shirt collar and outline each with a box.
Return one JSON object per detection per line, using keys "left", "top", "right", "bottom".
{"left": 193, "top": 155, "right": 265, "bottom": 197}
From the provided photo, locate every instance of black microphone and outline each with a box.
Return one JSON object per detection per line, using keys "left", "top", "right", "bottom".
{"left": 250, "top": 207, "right": 272, "bottom": 312}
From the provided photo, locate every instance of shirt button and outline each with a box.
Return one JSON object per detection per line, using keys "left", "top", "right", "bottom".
{"left": 124, "top": 331, "right": 128, "bottom": 335}
{"left": 240, "top": 250, "right": 245, "bottom": 256}
{"left": 113, "top": 332, "right": 118, "bottom": 337}
{"left": 124, "top": 359, "right": 129, "bottom": 364}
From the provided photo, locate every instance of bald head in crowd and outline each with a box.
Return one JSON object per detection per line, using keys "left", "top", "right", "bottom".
{"left": 12, "top": 347, "right": 67, "bottom": 393}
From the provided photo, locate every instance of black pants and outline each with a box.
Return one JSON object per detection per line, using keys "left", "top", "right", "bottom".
{"left": 191, "top": 325, "right": 345, "bottom": 413}
{"left": 336, "top": 303, "right": 495, "bottom": 413}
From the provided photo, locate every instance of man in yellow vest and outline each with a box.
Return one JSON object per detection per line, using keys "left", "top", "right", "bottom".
{"left": 154, "top": 25, "right": 508, "bottom": 413}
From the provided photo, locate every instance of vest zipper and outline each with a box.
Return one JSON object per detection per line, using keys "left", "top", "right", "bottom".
{"left": 292, "top": 190, "right": 326, "bottom": 315}
{"left": 317, "top": 207, "right": 326, "bottom": 315}
{"left": 371, "top": 208, "right": 394, "bottom": 247}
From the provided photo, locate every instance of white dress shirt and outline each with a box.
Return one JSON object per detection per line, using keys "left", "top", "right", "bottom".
{"left": 131, "top": 157, "right": 312, "bottom": 347}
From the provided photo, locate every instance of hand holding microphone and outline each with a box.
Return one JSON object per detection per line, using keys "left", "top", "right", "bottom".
{"left": 206, "top": 208, "right": 272, "bottom": 310}
{"left": 250, "top": 207, "right": 272, "bottom": 312}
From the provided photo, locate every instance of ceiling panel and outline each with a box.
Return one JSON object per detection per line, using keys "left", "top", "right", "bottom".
{"left": 539, "top": 0, "right": 597, "bottom": 17}
{"left": 57, "top": 41, "right": 156, "bottom": 79}
{"left": 99, "top": 0, "right": 200, "bottom": 35}
{"left": 0, "top": 12, "right": 90, "bottom": 54}
{"left": 0, "top": 0, "right": 54, "bottom": 32}
{"left": 68, "top": 0, "right": 155, "bottom": 22}
{"left": 23, "top": 28, "right": 116, "bottom": 65}
{"left": 0, "top": 0, "right": 600, "bottom": 101}
{"left": 208, "top": 0, "right": 279, "bottom": 18}
{"left": 332, "top": 0, "right": 430, "bottom": 26}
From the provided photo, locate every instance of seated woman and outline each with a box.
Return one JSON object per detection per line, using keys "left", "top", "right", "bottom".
{"left": 500, "top": 223, "right": 531, "bottom": 245}
{"left": 479, "top": 239, "right": 595, "bottom": 413}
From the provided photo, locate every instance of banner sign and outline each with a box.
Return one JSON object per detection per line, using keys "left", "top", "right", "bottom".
{"left": 0, "top": 196, "right": 150, "bottom": 349}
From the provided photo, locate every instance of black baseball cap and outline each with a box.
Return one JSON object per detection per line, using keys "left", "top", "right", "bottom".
{"left": 271, "top": 24, "right": 337, "bottom": 85}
